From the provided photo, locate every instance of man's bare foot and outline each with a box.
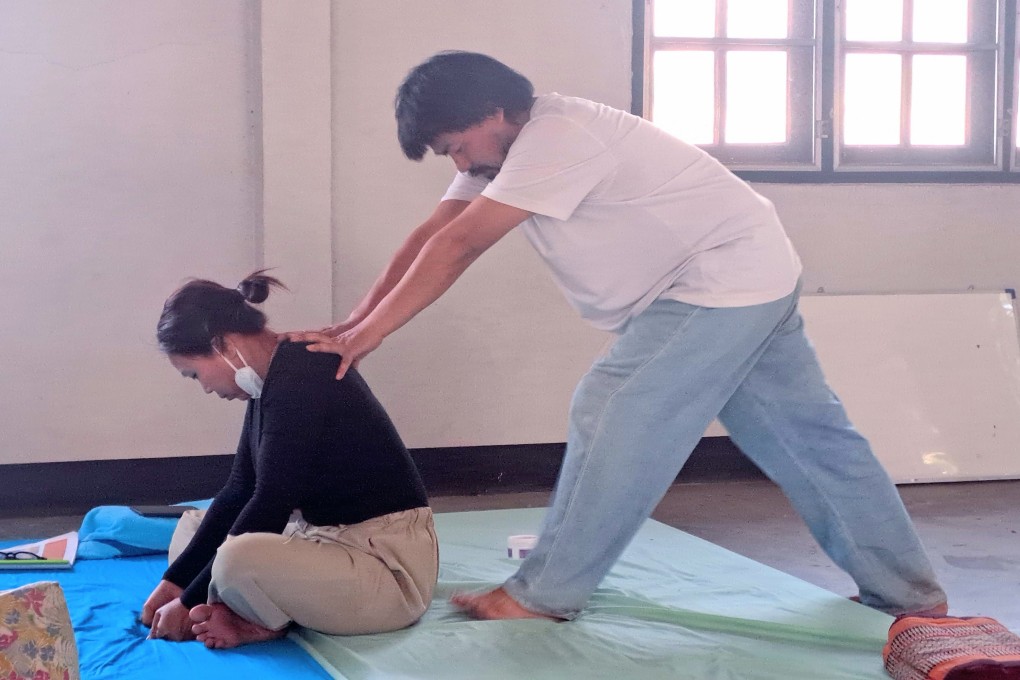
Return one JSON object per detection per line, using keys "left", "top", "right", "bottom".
{"left": 189, "top": 603, "right": 286, "bottom": 649}
{"left": 450, "top": 587, "right": 563, "bottom": 621}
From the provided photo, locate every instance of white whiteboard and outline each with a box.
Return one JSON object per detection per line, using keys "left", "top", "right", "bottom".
{"left": 710, "top": 292, "right": 1020, "bottom": 484}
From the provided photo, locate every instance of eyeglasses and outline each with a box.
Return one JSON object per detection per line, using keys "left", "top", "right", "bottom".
{"left": 0, "top": 550, "right": 43, "bottom": 560}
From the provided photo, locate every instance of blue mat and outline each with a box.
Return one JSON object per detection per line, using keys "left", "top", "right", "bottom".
{"left": 0, "top": 544, "right": 330, "bottom": 679}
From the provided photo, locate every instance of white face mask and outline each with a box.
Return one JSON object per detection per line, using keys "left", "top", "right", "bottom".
{"left": 215, "top": 346, "right": 264, "bottom": 399}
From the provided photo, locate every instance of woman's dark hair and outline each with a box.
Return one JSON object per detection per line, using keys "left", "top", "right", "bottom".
{"left": 395, "top": 51, "right": 534, "bottom": 161}
{"left": 157, "top": 270, "right": 287, "bottom": 355}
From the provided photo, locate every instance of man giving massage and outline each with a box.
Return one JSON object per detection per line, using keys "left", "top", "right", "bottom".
{"left": 290, "top": 51, "right": 949, "bottom": 623}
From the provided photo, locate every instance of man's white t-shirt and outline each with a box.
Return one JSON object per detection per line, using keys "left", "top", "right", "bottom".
{"left": 442, "top": 94, "right": 802, "bottom": 332}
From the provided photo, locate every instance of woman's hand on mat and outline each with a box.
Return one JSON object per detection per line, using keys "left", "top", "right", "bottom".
{"left": 149, "top": 598, "right": 195, "bottom": 641}
{"left": 142, "top": 579, "right": 183, "bottom": 627}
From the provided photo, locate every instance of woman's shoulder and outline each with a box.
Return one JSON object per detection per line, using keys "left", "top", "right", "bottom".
{"left": 268, "top": 340, "right": 365, "bottom": 392}
{"left": 267, "top": 340, "right": 329, "bottom": 383}
{"left": 273, "top": 339, "right": 336, "bottom": 365}
{"left": 273, "top": 338, "right": 315, "bottom": 362}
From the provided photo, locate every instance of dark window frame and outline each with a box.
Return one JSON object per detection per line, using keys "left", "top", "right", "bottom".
{"left": 633, "top": 0, "right": 1020, "bottom": 183}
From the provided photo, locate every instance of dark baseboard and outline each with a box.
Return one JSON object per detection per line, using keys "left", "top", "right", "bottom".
{"left": 414, "top": 436, "right": 764, "bottom": 496}
{"left": 0, "top": 437, "right": 763, "bottom": 517}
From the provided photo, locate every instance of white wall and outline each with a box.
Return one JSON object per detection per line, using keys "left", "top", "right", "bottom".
{"left": 260, "top": 0, "right": 333, "bottom": 331}
{"left": 0, "top": 1, "right": 261, "bottom": 464}
{"left": 758, "top": 184, "right": 1020, "bottom": 295}
{"left": 3, "top": 0, "right": 1019, "bottom": 465}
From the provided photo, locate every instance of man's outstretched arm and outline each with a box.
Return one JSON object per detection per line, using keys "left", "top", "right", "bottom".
{"left": 302, "top": 196, "right": 532, "bottom": 378}
{"left": 324, "top": 198, "right": 471, "bottom": 335}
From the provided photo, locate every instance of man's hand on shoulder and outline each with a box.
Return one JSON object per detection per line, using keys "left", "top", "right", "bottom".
{"left": 319, "top": 319, "right": 360, "bottom": 337}
{"left": 283, "top": 326, "right": 382, "bottom": 380}
{"left": 284, "top": 318, "right": 357, "bottom": 341}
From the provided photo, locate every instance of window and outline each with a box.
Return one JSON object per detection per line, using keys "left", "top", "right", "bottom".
{"left": 647, "top": 0, "right": 820, "bottom": 167}
{"left": 638, "top": 0, "right": 1020, "bottom": 180}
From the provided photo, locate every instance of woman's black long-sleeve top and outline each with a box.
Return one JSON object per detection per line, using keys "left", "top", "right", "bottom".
{"left": 163, "top": 340, "right": 428, "bottom": 608}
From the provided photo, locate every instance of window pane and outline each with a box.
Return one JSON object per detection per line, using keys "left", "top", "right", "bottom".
{"left": 653, "top": 0, "right": 716, "bottom": 38}
{"left": 911, "top": 55, "right": 967, "bottom": 145}
{"left": 727, "top": 0, "right": 788, "bottom": 39}
{"left": 653, "top": 51, "right": 716, "bottom": 144}
{"left": 844, "top": 53, "right": 902, "bottom": 145}
{"left": 913, "top": 0, "right": 968, "bottom": 43}
{"left": 845, "top": 0, "right": 903, "bottom": 42}
{"left": 726, "top": 51, "right": 788, "bottom": 143}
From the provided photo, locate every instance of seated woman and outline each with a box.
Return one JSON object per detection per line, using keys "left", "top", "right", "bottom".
{"left": 141, "top": 271, "right": 438, "bottom": 649}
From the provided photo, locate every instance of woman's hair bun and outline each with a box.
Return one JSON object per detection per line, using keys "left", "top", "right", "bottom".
{"left": 236, "top": 269, "right": 287, "bottom": 304}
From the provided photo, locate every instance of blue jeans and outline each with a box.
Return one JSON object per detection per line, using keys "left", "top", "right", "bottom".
{"left": 503, "top": 283, "right": 946, "bottom": 618}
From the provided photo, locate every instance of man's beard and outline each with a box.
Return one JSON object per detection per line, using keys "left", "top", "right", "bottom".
{"left": 468, "top": 138, "right": 514, "bottom": 181}
{"left": 468, "top": 165, "right": 501, "bottom": 180}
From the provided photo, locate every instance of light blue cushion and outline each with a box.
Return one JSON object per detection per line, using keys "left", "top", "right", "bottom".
{"left": 77, "top": 500, "right": 211, "bottom": 559}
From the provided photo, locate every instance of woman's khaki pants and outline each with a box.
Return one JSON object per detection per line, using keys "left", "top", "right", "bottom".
{"left": 169, "top": 507, "right": 438, "bottom": 635}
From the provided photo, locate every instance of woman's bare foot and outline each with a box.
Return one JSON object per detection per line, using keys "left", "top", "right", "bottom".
{"left": 189, "top": 603, "right": 286, "bottom": 649}
{"left": 450, "top": 587, "right": 563, "bottom": 621}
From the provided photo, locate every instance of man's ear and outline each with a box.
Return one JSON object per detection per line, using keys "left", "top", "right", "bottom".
{"left": 210, "top": 335, "right": 227, "bottom": 354}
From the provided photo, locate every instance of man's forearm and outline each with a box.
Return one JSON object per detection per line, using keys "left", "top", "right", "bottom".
{"left": 361, "top": 230, "right": 480, "bottom": 339}
{"left": 303, "top": 197, "right": 531, "bottom": 379}
{"left": 346, "top": 234, "right": 428, "bottom": 324}
{"left": 343, "top": 200, "right": 470, "bottom": 325}
{"left": 359, "top": 197, "right": 531, "bottom": 341}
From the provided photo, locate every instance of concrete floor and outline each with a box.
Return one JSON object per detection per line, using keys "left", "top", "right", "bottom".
{"left": 2, "top": 478, "right": 1017, "bottom": 630}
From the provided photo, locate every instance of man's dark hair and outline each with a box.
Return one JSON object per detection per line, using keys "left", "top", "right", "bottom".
{"left": 395, "top": 51, "right": 534, "bottom": 160}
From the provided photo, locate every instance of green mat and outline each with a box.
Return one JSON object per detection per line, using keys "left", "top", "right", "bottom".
{"left": 293, "top": 508, "right": 892, "bottom": 679}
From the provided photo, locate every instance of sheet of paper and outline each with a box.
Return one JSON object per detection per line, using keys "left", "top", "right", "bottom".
{"left": 2, "top": 531, "right": 78, "bottom": 565}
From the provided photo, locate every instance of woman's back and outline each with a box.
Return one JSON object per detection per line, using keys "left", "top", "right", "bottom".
{"left": 233, "top": 340, "right": 428, "bottom": 531}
